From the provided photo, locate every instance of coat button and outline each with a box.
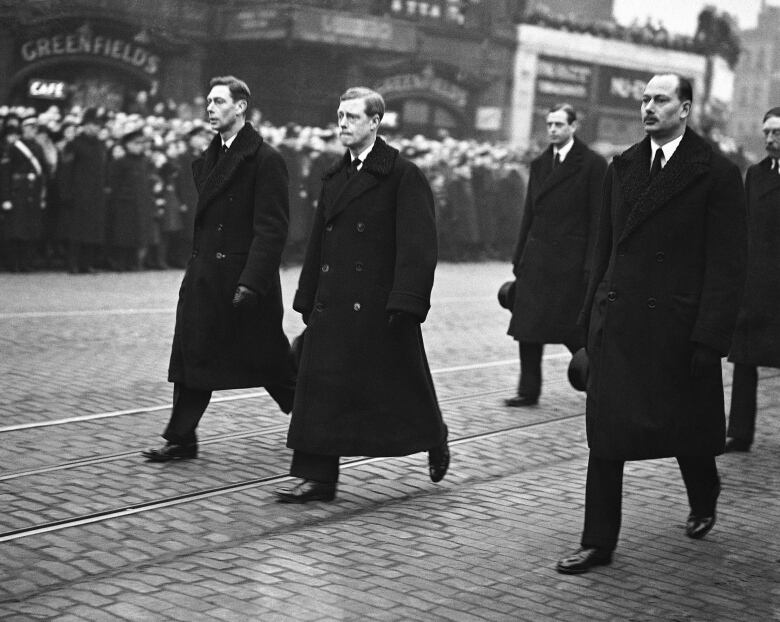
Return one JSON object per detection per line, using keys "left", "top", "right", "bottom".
{"left": 314, "top": 302, "right": 325, "bottom": 312}
{"left": 216, "top": 252, "right": 225, "bottom": 260}
{"left": 216, "top": 224, "right": 223, "bottom": 232}
{"left": 647, "top": 297, "right": 657, "bottom": 309}
{"left": 655, "top": 252, "right": 665, "bottom": 262}
{"left": 321, "top": 264, "right": 329, "bottom": 273}
{"left": 191, "top": 249, "right": 199, "bottom": 258}
{"left": 355, "top": 261, "right": 363, "bottom": 272}
{"left": 353, "top": 302, "right": 361, "bottom": 311}
{"left": 607, "top": 291, "right": 617, "bottom": 302}
{"left": 356, "top": 222, "right": 365, "bottom": 232}
{"left": 325, "top": 224, "right": 333, "bottom": 232}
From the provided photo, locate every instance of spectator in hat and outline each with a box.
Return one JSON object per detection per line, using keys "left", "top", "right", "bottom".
{"left": 59, "top": 107, "right": 108, "bottom": 273}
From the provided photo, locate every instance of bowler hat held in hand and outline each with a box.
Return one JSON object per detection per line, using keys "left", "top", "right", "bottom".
{"left": 498, "top": 280, "right": 516, "bottom": 310}
{"left": 568, "top": 347, "right": 589, "bottom": 392}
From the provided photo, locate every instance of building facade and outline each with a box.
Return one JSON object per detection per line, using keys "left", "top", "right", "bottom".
{"left": 0, "top": 0, "right": 520, "bottom": 140}
{"left": 728, "top": 4, "right": 780, "bottom": 160}
{"left": 510, "top": 24, "right": 707, "bottom": 155}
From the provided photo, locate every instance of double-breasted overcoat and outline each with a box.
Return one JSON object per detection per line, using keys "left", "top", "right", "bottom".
{"left": 581, "top": 128, "right": 746, "bottom": 460}
{"left": 729, "top": 157, "right": 780, "bottom": 369}
{"left": 509, "top": 138, "right": 607, "bottom": 344}
{"left": 168, "top": 122, "right": 293, "bottom": 391}
{"left": 287, "top": 137, "right": 447, "bottom": 457}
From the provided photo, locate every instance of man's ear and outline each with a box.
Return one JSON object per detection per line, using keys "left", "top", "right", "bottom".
{"left": 680, "top": 100, "right": 692, "bottom": 120}
{"left": 237, "top": 99, "right": 248, "bottom": 115}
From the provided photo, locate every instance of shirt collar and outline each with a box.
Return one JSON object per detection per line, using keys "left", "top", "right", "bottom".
{"left": 554, "top": 138, "right": 574, "bottom": 162}
{"left": 222, "top": 132, "right": 238, "bottom": 150}
{"left": 352, "top": 140, "right": 375, "bottom": 166}
{"left": 650, "top": 133, "right": 684, "bottom": 168}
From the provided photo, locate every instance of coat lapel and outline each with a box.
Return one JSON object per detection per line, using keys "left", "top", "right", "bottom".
{"left": 751, "top": 157, "right": 780, "bottom": 199}
{"left": 615, "top": 128, "right": 711, "bottom": 244}
{"left": 321, "top": 136, "right": 397, "bottom": 222}
{"left": 533, "top": 139, "right": 586, "bottom": 203}
{"left": 194, "top": 122, "right": 263, "bottom": 215}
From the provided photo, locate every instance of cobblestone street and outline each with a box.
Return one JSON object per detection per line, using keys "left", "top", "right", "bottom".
{"left": 0, "top": 263, "right": 778, "bottom": 621}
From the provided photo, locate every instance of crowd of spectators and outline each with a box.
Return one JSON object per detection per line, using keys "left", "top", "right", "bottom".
{"left": 0, "top": 102, "right": 528, "bottom": 273}
{"left": 520, "top": 5, "right": 699, "bottom": 53}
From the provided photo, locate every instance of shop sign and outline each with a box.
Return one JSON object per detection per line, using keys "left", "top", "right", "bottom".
{"left": 222, "top": 8, "right": 288, "bottom": 40}
{"left": 475, "top": 106, "right": 502, "bottom": 131}
{"left": 598, "top": 66, "right": 652, "bottom": 109}
{"left": 536, "top": 56, "right": 592, "bottom": 100}
{"left": 28, "top": 78, "right": 67, "bottom": 100}
{"left": 375, "top": 72, "right": 468, "bottom": 110}
{"left": 19, "top": 23, "right": 161, "bottom": 75}
{"left": 293, "top": 9, "right": 415, "bottom": 52}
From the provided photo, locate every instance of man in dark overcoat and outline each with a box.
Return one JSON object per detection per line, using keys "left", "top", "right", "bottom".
{"left": 60, "top": 108, "right": 108, "bottom": 274}
{"left": 506, "top": 103, "right": 607, "bottom": 406}
{"left": 557, "top": 74, "right": 747, "bottom": 574}
{"left": 275, "top": 87, "right": 450, "bottom": 503}
{"left": 108, "top": 130, "right": 156, "bottom": 270}
{"left": 725, "top": 106, "right": 780, "bottom": 453}
{"left": 0, "top": 121, "right": 46, "bottom": 272}
{"left": 143, "top": 76, "right": 296, "bottom": 462}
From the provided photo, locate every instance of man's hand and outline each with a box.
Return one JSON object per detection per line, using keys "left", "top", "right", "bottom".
{"left": 690, "top": 343, "right": 721, "bottom": 377}
{"left": 388, "top": 310, "right": 419, "bottom": 328}
{"left": 232, "top": 284, "right": 259, "bottom": 308}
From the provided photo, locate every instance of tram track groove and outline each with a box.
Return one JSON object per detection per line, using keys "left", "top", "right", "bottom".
{"left": 0, "top": 411, "right": 583, "bottom": 543}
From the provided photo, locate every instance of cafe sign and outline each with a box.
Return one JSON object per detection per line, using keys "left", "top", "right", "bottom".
{"left": 18, "top": 23, "right": 161, "bottom": 75}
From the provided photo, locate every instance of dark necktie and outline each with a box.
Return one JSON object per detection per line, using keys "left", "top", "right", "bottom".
{"left": 772, "top": 158, "right": 779, "bottom": 173}
{"left": 650, "top": 148, "right": 663, "bottom": 181}
{"left": 553, "top": 152, "right": 561, "bottom": 170}
{"left": 348, "top": 158, "right": 360, "bottom": 177}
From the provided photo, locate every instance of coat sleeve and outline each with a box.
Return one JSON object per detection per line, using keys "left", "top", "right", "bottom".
{"left": 293, "top": 186, "right": 326, "bottom": 320}
{"left": 578, "top": 161, "right": 614, "bottom": 331}
{"left": 386, "top": 162, "right": 437, "bottom": 322}
{"left": 584, "top": 153, "right": 608, "bottom": 283}
{"left": 691, "top": 161, "right": 747, "bottom": 354}
{"left": 511, "top": 163, "right": 536, "bottom": 272}
{"left": 238, "top": 149, "right": 290, "bottom": 296}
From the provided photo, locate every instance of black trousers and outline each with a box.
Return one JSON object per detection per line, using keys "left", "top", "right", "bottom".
{"left": 163, "top": 377, "right": 296, "bottom": 445}
{"left": 581, "top": 453, "right": 720, "bottom": 551}
{"left": 517, "top": 337, "right": 583, "bottom": 398}
{"left": 727, "top": 363, "right": 759, "bottom": 444}
{"left": 290, "top": 450, "right": 340, "bottom": 484}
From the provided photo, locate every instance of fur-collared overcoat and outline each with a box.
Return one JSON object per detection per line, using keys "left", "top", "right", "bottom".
{"left": 168, "top": 123, "right": 293, "bottom": 390}
{"left": 729, "top": 157, "right": 780, "bottom": 368}
{"left": 581, "top": 128, "right": 746, "bottom": 460}
{"left": 286, "top": 137, "right": 447, "bottom": 457}
{"left": 508, "top": 138, "right": 607, "bottom": 344}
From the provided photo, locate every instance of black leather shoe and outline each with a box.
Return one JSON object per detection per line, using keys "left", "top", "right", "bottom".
{"left": 724, "top": 437, "right": 751, "bottom": 452}
{"left": 142, "top": 442, "right": 197, "bottom": 462}
{"left": 556, "top": 547, "right": 613, "bottom": 574}
{"left": 686, "top": 512, "right": 716, "bottom": 539}
{"left": 275, "top": 479, "right": 336, "bottom": 504}
{"left": 504, "top": 394, "right": 539, "bottom": 407}
{"left": 428, "top": 441, "right": 450, "bottom": 483}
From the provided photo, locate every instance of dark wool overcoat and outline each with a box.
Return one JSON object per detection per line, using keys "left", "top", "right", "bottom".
{"left": 580, "top": 128, "right": 746, "bottom": 460}
{"left": 168, "top": 123, "right": 293, "bottom": 390}
{"left": 286, "top": 137, "right": 447, "bottom": 457}
{"left": 108, "top": 154, "right": 155, "bottom": 249}
{"left": 0, "top": 141, "right": 45, "bottom": 241}
{"left": 729, "top": 157, "right": 780, "bottom": 368}
{"left": 60, "top": 134, "right": 107, "bottom": 244}
{"left": 509, "top": 138, "right": 607, "bottom": 343}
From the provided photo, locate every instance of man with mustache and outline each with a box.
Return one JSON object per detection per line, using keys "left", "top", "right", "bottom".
{"left": 556, "top": 73, "right": 746, "bottom": 573}
{"left": 143, "top": 76, "right": 296, "bottom": 462}
{"left": 725, "top": 106, "right": 780, "bottom": 453}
